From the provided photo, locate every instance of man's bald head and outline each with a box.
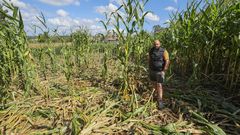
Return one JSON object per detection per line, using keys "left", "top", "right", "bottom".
{"left": 154, "top": 40, "right": 161, "bottom": 48}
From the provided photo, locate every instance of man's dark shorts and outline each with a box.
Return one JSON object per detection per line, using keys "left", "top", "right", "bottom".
{"left": 149, "top": 70, "right": 164, "bottom": 83}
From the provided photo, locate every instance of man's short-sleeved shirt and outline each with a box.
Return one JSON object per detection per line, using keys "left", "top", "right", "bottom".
{"left": 163, "top": 50, "right": 169, "bottom": 61}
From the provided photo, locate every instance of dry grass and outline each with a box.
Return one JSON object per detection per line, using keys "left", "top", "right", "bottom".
{"left": 29, "top": 42, "right": 72, "bottom": 49}
{"left": 1, "top": 51, "right": 239, "bottom": 135}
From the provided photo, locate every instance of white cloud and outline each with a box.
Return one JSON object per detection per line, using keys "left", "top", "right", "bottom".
{"left": 145, "top": 12, "right": 160, "bottom": 22}
{"left": 1, "top": 0, "right": 41, "bottom": 34}
{"left": 95, "top": 18, "right": 101, "bottom": 22}
{"left": 96, "top": 3, "right": 125, "bottom": 24}
{"left": 48, "top": 16, "right": 105, "bottom": 34}
{"left": 39, "top": 0, "right": 80, "bottom": 6}
{"left": 110, "top": 0, "right": 125, "bottom": 5}
{"left": 97, "top": 2, "right": 160, "bottom": 22}
{"left": 57, "top": 9, "right": 69, "bottom": 17}
{"left": 90, "top": 25, "right": 105, "bottom": 34}
{"left": 5, "top": 0, "right": 27, "bottom": 8}
{"left": 165, "top": 19, "right": 170, "bottom": 23}
{"left": 1, "top": 0, "right": 28, "bottom": 9}
{"left": 48, "top": 17, "right": 91, "bottom": 27}
{"left": 165, "top": 6, "right": 177, "bottom": 12}
{"left": 1, "top": 0, "right": 104, "bottom": 35}
{"left": 173, "top": 0, "right": 178, "bottom": 3}
{"left": 96, "top": 3, "right": 118, "bottom": 14}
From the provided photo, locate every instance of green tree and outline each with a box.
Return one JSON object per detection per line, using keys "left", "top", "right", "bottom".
{"left": 37, "top": 32, "right": 49, "bottom": 43}
{"left": 152, "top": 25, "right": 164, "bottom": 35}
{"left": 95, "top": 33, "right": 105, "bottom": 42}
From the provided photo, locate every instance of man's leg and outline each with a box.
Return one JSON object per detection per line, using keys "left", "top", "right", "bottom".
{"left": 153, "top": 82, "right": 157, "bottom": 100}
{"left": 156, "top": 83, "right": 163, "bottom": 101}
{"left": 156, "top": 83, "right": 164, "bottom": 109}
{"left": 157, "top": 83, "right": 163, "bottom": 101}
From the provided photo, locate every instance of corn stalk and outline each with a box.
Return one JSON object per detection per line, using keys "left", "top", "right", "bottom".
{"left": 161, "top": 0, "right": 240, "bottom": 92}
{"left": 71, "top": 28, "right": 91, "bottom": 73}
{"left": 0, "top": 1, "right": 35, "bottom": 104}
{"left": 101, "top": 0, "right": 151, "bottom": 102}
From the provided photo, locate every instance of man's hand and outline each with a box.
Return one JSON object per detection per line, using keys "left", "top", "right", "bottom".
{"left": 163, "top": 60, "right": 170, "bottom": 72}
{"left": 160, "top": 71, "right": 165, "bottom": 76}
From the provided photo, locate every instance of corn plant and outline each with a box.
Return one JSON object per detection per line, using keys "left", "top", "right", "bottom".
{"left": 0, "top": 1, "right": 35, "bottom": 104}
{"left": 61, "top": 46, "right": 74, "bottom": 82}
{"left": 160, "top": 0, "right": 240, "bottom": 93}
{"left": 101, "top": 50, "right": 108, "bottom": 80}
{"left": 71, "top": 29, "right": 91, "bottom": 73}
{"left": 101, "top": 0, "right": 151, "bottom": 100}
{"left": 34, "top": 13, "right": 57, "bottom": 79}
{"left": 134, "top": 30, "right": 153, "bottom": 66}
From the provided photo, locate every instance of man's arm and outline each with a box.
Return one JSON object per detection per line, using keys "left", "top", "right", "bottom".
{"left": 163, "top": 60, "right": 170, "bottom": 72}
{"left": 163, "top": 50, "right": 170, "bottom": 72}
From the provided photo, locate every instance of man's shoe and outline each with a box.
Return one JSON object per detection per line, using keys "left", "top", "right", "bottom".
{"left": 158, "top": 101, "right": 164, "bottom": 110}
{"left": 158, "top": 101, "right": 164, "bottom": 109}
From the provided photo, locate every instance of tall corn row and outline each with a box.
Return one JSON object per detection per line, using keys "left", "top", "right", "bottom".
{"left": 133, "top": 31, "right": 153, "bottom": 66}
{"left": 72, "top": 29, "right": 91, "bottom": 72}
{"left": 101, "top": 0, "right": 150, "bottom": 102}
{"left": 61, "top": 45, "right": 74, "bottom": 82}
{"left": 0, "top": 1, "right": 35, "bottom": 104}
{"left": 163, "top": 0, "right": 240, "bottom": 93}
{"left": 34, "top": 14, "right": 57, "bottom": 80}
{"left": 59, "top": 29, "right": 91, "bottom": 81}
{"left": 101, "top": 50, "right": 108, "bottom": 80}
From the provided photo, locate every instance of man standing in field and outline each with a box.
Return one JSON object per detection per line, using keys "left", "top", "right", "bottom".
{"left": 148, "top": 40, "right": 170, "bottom": 110}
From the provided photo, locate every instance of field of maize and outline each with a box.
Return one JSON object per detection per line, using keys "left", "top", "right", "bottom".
{"left": 0, "top": 0, "right": 239, "bottom": 134}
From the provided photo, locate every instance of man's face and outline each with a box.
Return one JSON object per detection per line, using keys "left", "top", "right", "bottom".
{"left": 154, "top": 41, "right": 161, "bottom": 48}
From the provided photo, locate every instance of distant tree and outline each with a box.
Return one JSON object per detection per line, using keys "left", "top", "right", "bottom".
{"left": 152, "top": 25, "right": 163, "bottom": 35}
{"left": 95, "top": 33, "right": 105, "bottom": 42}
{"left": 37, "top": 32, "right": 49, "bottom": 43}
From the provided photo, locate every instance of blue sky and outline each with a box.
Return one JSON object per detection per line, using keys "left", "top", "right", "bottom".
{"left": 1, "top": 0, "right": 191, "bottom": 35}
